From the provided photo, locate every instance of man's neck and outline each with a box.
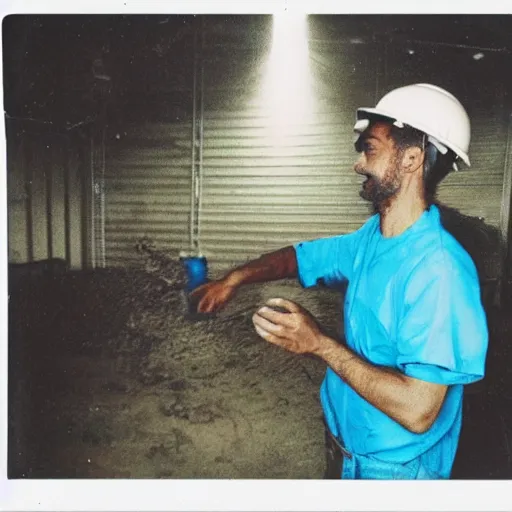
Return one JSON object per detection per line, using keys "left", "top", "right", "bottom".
{"left": 379, "top": 193, "right": 428, "bottom": 238}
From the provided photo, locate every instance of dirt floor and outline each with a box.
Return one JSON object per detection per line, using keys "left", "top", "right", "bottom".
{"left": 7, "top": 262, "right": 512, "bottom": 479}
{"left": 8, "top": 265, "right": 344, "bottom": 479}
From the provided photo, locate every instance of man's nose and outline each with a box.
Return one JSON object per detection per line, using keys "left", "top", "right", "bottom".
{"left": 354, "top": 156, "right": 365, "bottom": 174}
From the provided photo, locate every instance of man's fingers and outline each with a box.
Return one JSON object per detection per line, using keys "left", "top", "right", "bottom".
{"left": 198, "top": 296, "right": 218, "bottom": 313}
{"left": 209, "top": 300, "right": 225, "bottom": 313}
{"left": 266, "top": 297, "right": 302, "bottom": 314}
{"left": 252, "top": 312, "right": 285, "bottom": 336}
{"left": 193, "top": 292, "right": 213, "bottom": 313}
{"left": 254, "top": 324, "right": 283, "bottom": 347}
{"left": 256, "top": 306, "right": 294, "bottom": 326}
{"left": 197, "top": 298, "right": 209, "bottom": 313}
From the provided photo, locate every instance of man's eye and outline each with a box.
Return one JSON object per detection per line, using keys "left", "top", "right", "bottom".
{"left": 354, "top": 139, "right": 376, "bottom": 154}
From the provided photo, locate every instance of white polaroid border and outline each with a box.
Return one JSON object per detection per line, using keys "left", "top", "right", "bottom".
{"left": 1, "top": 1, "right": 511, "bottom": 511}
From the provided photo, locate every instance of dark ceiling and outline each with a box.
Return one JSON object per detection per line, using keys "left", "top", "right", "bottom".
{"left": 3, "top": 14, "right": 512, "bottom": 128}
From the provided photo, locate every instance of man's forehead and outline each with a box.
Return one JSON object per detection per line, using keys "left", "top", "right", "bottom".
{"left": 361, "top": 121, "right": 393, "bottom": 142}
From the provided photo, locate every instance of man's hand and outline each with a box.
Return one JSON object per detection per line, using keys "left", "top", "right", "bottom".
{"left": 187, "top": 246, "right": 298, "bottom": 314}
{"left": 253, "top": 297, "right": 447, "bottom": 434}
{"left": 189, "top": 279, "right": 237, "bottom": 313}
{"left": 252, "top": 298, "right": 327, "bottom": 355}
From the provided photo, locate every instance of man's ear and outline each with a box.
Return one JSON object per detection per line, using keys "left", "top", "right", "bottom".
{"left": 401, "top": 146, "right": 425, "bottom": 174}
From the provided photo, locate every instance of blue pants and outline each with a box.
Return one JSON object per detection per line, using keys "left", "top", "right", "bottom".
{"left": 324, "top": 426, "right": 442, "bottom": 479}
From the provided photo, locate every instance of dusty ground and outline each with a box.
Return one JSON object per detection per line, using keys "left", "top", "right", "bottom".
{"left": 8, "top": 261, "right": 512, "bottom": 479}
{"left": 8, "top": 267, "right": 344, "bottom": 479}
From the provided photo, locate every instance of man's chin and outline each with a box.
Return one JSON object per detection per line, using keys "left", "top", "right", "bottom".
{"left": 359, "top": 186, "right": 374, "bottom": 203}
{"left": 360, "top": 188, "right": 396, "bottom": 213}
{"left": 359, "top": 192, "right": 378, "bottom": 214}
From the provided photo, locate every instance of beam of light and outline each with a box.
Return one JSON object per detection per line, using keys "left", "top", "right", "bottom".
{"left": 259, "top": 13, "right": 315, "bottom": 144}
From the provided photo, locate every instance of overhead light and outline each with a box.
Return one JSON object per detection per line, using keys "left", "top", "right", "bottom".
{"left": 259, "top": 13, "right": 314, "bottom": 141}
{"left": 473, "top": 52, "right": 485, "bottom": 61}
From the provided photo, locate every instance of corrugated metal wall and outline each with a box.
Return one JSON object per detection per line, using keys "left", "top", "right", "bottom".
{"left": 104, "top": 121, "right": 193, "bottom": 267}
{"left": 6, "top": 119, "right": 93, "bottom": 269}
{"left": 503, "top": 117, "right": 512, "bottom": 276}
{"left": 197, "top": 28, "right": 511, "bottom": 273}
{"left": 101, "top": 19, "right": 195, "bottom": 268}
{"left": 199, "top": 31, "right": 380, "bottom": 270}
{"left": 100, "top": 18, "right": 511, "bottom": 279}
{"left": 8, "top": 18, "right": 511, "bottom": 279}
{"left": 382, "top": 42, "right": 509, "bottom": 229}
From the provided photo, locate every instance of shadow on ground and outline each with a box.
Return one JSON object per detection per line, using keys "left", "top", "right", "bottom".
{"left": 8, "top": 263, "right": 512, "bottom": 479}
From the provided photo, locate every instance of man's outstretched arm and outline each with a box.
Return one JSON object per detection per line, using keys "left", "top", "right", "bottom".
{"left": 190, "top": 246, "right": 298, "bottom": 313}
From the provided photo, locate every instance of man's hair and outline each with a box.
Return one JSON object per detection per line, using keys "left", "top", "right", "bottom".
{"left": 389, "top": 123, "right": 435, "bottom": 175}
{"left": 388, "top": 122, "right": 454, "bottom": 203}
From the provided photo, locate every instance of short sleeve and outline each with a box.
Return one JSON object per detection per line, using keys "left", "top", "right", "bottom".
{"left": 294, "top": 220, "right": 373, "bottom": 288}
{"left": 396, "top": 253, "right": 488, "bottom": 386}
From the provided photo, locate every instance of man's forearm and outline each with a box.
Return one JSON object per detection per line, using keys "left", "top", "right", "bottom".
{"left": 225, "top": 246, "right": 298, "bottom": 287}
{"left": 252, "top": 297, "right": 447, "bottom": 433}
{"left": 316, "top": 335, "right": 446, "bottom": 434}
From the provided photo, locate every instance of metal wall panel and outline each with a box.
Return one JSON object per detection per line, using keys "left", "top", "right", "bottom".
{"left": 104, "top": 122, "right": 193, "bottom": 267}
{"left": 200, "top": 39, "right": 380, "bottom": 269}
{"left": 382, "top": 43, "right": 509, "bottom": 230}
{"left": 100, "top": 19, "right": 511, "bottom": 278}
{"left": 6, "top": 119, "right": 90, "bottom": 269}
{"left": 502, "top": 116, "right": 512, "bottom": 279}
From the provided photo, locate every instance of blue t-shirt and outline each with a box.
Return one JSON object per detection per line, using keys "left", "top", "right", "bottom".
{"left": 294, "top": 205, "right": 488, "bottom": 478}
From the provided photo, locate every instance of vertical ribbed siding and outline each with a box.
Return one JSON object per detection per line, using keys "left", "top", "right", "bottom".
{"left": 90, "top": 124, "right": 107, "bottom": 268}
{"left": 100, "top": 20, "right": 511, "bottom": 277}
{"left": 200, "top": 40, "right": 379, "bottom": 270}
{"left": 6, "top": 120, "right": 88, "bottom": 269}
{"left": 382, "top": 42, "right": 509, "bottom": 230}
{"left": 436, "top": 106, "right": 508, "bottom": 228}
{"left": 104, "top": 122, "right": 193, "bottom": 267}
{"left": 502, "top": 116, "right": 512, "bottom": 278}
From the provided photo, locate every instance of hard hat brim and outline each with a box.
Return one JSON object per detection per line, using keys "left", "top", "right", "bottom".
{"left": 356, "top": 107, "right": 471, "bottom": 167}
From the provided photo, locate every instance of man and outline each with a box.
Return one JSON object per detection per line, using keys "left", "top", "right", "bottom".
{"left": 190, "top": 84, "right": 488, "bottom": 479}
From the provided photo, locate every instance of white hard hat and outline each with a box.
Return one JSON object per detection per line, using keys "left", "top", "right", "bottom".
{"left": 354, "top": 83, "right": 471, "bottom": 168}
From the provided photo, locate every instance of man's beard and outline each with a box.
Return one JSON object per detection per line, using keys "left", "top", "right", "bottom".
{"left": 357, "top": 162, "right": 402, "bottom": 213}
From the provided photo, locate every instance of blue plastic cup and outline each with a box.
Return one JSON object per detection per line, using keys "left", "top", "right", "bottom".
{"left": 181, "top": 256, "right": 208, "bottom": 293}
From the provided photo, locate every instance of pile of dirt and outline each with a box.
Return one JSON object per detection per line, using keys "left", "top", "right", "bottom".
{"left": 8, "top": 265, "right": 342, "bottom": 479}
{"left": 437, "top": 203, "right": 502, "bottom": 306}
{"left": 8, "top": 252, "right": 512, "bottom": 479}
